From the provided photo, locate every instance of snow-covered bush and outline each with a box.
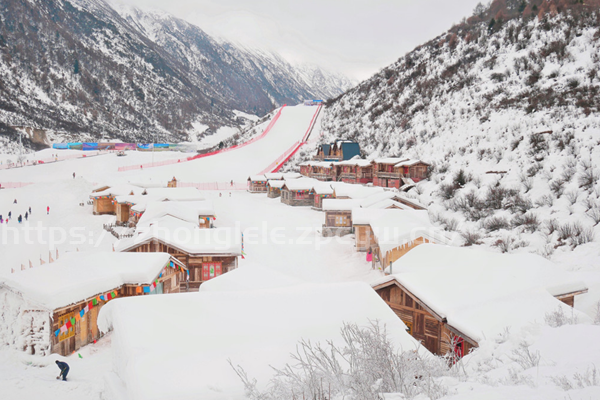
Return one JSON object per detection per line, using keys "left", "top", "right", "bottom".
{"left": 230, "top": 321, "right": 449, "bottom": 400}
{"left": 544, "top": 306, "right": 578, "bottom": 328}
{"left": 482, "top": 216, "right": 510, "bottom": 232}
{"left": 461, "top": 230, "right": 483, "bottom": 246}
{"left": 509, "top": 341, "right": 541, "bottom": 370}
{"left": 551, "top": 366, "right": 599, "bottom": 391}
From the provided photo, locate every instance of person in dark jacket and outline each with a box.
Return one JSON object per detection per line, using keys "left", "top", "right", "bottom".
{"left": 55, "top": 360, "right": 69, "bottom": 381}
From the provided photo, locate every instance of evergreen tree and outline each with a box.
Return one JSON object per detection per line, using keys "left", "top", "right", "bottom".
{"left": 488, "top": 18, "right": 496, "bottom": 33}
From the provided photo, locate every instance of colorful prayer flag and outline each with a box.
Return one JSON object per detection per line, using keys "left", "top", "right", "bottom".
{"left": 89, "top": 301, "right": 94, "bottom": 310}
{"left": 111, "top": 291, "right": 117, "bottom": 298}
{"left": 84, "top": 305, "right": 89, "bottom": 314}
{"left": 54, "top": 329, "right": 60, "bottom": 337}
{"left": 92, "top": 298, "right": 98, "bottom": 306}
{"left": 136, "top": 286, "right": 142, "bottom": 294}
{"left": 75, "top": 314, "right": 81, "bottom": 322}
{"left": 100, "top": 295, "right": 105, "bottom": 301}
{"left": 70, "top": 317, "right": 76, "bottom": 325}
{"left": 60, "top": 325, "right": 67, "bottom": 333}
{"left": 143, "top": 286, "right": 150, "bottom": 293}
{"left": 66, "top": 320, "right": 72, "bottom": 329}
{"left": 80, "top": 310, "right": 85, "bottom": 318}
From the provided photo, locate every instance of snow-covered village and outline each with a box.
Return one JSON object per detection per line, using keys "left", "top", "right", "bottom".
{"left": 1, "top": 0, "right": 600, "bottom": 399}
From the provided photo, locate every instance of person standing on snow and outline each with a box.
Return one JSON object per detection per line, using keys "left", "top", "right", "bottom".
{"left": 18, "top": 215, "right": 22, "bottom": 223}
{"left": 73, "top": 172, "right": 75, "bottom": 179}
{"left": 47, "top": 206, "right": 50, "bottom": 215}
{"left": 8, "top": 211, "right": 11, "bottom": 220}
{"left": 28, "top": 206, "right": 31, "bottom": 214}
{"left": 24, "top": 211, "right": 28, "bottom": 221}
{"left": 55, "top": 360, "right": 69, "bottom": 381}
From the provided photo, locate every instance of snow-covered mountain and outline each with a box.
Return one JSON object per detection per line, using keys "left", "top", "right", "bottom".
{"left": 316, "top": 0, "right": 600, "bottom": 258}
{"left": 0, "top": 0, "right": 353, "bottom": 150}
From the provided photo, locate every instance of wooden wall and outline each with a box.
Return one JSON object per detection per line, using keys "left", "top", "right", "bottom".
{"left": 375, "top": 283, "right": 475, "bottom": 357}
{"left": 325, "top": 210, "right": 352, "bottom": 227}
{"left": 354, "top": 225, "right": 375, "bottom": 251}
{"left": 281, "top": 190, "right": 314, "bottom": 206}
{"left": 116, "top": 203, "right": 131, "bottom": 223}
{"left": 267, "top": 187, "right": 281, "bottom": 198}
{"left": 93, "top": 197, "right": 115, "bottom": 215}
{"left": 128, "top": 241, "right": 237, "bottom": 292}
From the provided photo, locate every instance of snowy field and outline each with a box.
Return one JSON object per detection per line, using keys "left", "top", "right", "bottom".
{"left": 1, "top": 104, "right": 599, "bottom": 399}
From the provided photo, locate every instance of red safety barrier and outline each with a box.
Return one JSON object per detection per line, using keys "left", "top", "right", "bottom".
{"left": 118, "top": 105, "right": 288, "bottom": 172}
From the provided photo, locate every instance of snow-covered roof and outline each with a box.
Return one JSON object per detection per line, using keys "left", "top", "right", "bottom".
{"left": 332, "top": 183, "right": 384, "bottom": 199}
{"left": 266, "top": 180, "right": 286, "bottom": 189}
{"left": 369, "top": 210, "right": 447, "bottom": 254}
{"left": 394, "top": 159, "right": 430, "bottom": 167}
{"left": 281, "top": 172, "right": 302, "bottom": 179}
{"left": 352, "top": 207, "right": 390, "bottom": 225}
{"left": 135, "top": 201, "right": 214, "bottom": 227}
{"left": 313, "top": 161, "right": 336, "bottom": 168}
{"left": 373, "top": 157, "right": 408, "bottom": 165}
{"left": 312, "top": 182, "right": 334, "bottom": 195}
{"left": 248, "top": 175, "right": 267, "bottom": 182}
{"left": 0, "top": 252, "right": 173, "bottom": 310}
{"left": 116, "top": 226, "right": 242, "bottom": 255}
{"left": 98, "top": 282, "right": 428, "bottom": 399}
{"left": 90, "top": 184, "right": 143, "bottom": 198}
{"left": 336, "top": 158, "right": 372, "bottom": 167}
{"left": 282, "top": 178, "right": 317, "bottom": 191}
{"left": 322, "top": 198, "right": 363, "bottom": 211}
{"left": 263, "top": 173, "right": 284, "bottom": 180}
{"left": 199, "top": 264, "right": 306, "bottom": 292}
{"left": 359, "top": 191, "right": 396, "bottom": 207}
{"left": 368, "top": 199, "right": 413, "bottom": 210}
{"left": 374, "top": 244, "right": 590, "bottom": 344}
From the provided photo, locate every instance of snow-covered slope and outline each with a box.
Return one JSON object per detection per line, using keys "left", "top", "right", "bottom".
{"left": 316, "top": 2, "right": 600, "bottom": 262}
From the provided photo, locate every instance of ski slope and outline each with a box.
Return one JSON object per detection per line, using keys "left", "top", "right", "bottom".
{"left": 0, "top": 105, "right": 319, "bottom": 186}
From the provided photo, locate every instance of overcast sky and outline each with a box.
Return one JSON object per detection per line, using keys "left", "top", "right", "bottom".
{"left": 113, "top": 0, "right": 483, "bottom": 81}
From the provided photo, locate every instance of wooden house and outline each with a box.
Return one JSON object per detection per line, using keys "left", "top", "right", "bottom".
{"left": 336, "top": 159, "right": 373, "bottom": 184}
{"left": 0, "top": 252, "right": 186, "bottom": 356}
{"left": 394, "top": 159, "right": 430, "bottom": 183}
{"left": 371, "top": 157, "right": 410, "bottom": 189}
{"left": 311, "top": 182, "right": 334, "bottom": 209}
{"left": 117, "top": 227, "right": 242, "bottom": 292}
{"left": 134, "top": 201, "right": 215, "bottom": 229}
{"left": 90, "top": 185, "right": 141, "bottom": 215}
{"left": 267, "top": 180, "right": 285, "bottom": 198}
{"left": 113, "top": 188, "right": 206, "bottom": 225}
{"left": 372, "top": 244, "right": 589, "bottom": 357}
{"left": 309, "top": 161, "right": 337, "bottom": 181}
{"left": 299, "top": 161, "right": 313, "bottom": 178}
{"left": 368, "top": 210, "right": 447, "bottom": 269}
{"left": 280, "top": 179, "right": 317, "bottom": 206}
{"left": 99, "top": 282, "right": 426, "bottom": 400}
{"left": 321, "top": 199, "right": 362, "bottom": 236}
{"left": 314, "top": 141, "right": 361, "bottom": 162}
{"left": 247, "top": 175, "right": 268, "bottom": 193}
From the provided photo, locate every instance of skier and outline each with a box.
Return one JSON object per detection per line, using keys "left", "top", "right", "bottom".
{"left": 28, "top": 206, "right": 31, "bottom": 214}
{"left": 8, "top": 211, "right": 11, "bottom": 220}
{"left": 0, "top": 215, "right": 3, "bottom": 224}
{"left": 230, "top": 180, "right": 233, "bottom": 187}
{"left": 55, "top": 360, "right": 70, "bottom": 381}
{"left": 18, "top": 215, "right": 22, "bottom": 223}
{"left": 13, "top": 199, "right": 17, "bottom": 204}
{"left": 73, "top": 172, "right": 76, "bottom": 179}
{"left": 47, "top": 206, "right": 50, "bottom": 215}
{"left": 24, "top": 211, "right": 28, "bottom": 221}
